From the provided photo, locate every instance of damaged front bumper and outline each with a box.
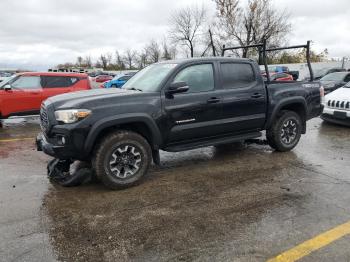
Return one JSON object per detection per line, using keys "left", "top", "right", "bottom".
{"left": 36, "top": 132, "right": 81, "bottom": 160}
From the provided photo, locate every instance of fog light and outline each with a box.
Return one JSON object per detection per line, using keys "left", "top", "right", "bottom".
{"left": 57, "top": 135, "right": 66, "bottom": 145}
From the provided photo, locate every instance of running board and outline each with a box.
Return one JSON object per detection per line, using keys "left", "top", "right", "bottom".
{"left": 164, "top": 132, "right": 262, "bottom": 152}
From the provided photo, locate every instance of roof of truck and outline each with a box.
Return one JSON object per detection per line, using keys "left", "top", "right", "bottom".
{"left": 158, "top": 57, "right": 254, "bottom": 65}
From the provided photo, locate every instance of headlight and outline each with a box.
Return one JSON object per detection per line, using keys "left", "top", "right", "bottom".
{"left": 54, "top": 109, "right": 91, "bottom": 124}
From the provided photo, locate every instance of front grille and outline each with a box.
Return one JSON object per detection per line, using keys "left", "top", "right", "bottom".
{"left": 327, "top": 100, "right": 350, "bottom": 111}
{"left": 40, "top": 106, "right": 49, "bottom": 132}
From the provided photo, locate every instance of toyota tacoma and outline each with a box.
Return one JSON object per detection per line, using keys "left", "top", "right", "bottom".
{"left": 36, "top": 42, "right": 324, "bottom": 189}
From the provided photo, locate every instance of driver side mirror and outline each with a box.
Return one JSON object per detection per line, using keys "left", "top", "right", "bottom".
{"left": 4, "top": 84, "right": 12, "bottom": 91}
{"left": 167, "top": 81, "right": 189, "bottom": 95}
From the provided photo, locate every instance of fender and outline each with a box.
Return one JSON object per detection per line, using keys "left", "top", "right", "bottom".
{"left": 84, "top": 113, "right": 162, "bottom": 153}
{"left": 265, "top": 97, "right": 307, "bottom": 132}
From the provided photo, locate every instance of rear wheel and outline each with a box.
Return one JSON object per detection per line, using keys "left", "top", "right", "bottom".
{"left": 93, "top": 130, "right": 152, "bottom": 189}
{"left": 266, "top": 110, "right": 302, "bottom": 152}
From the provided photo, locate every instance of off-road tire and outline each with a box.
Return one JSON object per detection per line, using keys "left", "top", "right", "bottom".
{"left": 266, "top": 110, "right": 302, "bottom": 152}
{"left": 93, "top": 130, "right": 152, "bottom": 189}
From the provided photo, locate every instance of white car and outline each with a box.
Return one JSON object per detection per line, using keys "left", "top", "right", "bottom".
{"left": 321, "top": 82, "right": 350, "bottom": 126}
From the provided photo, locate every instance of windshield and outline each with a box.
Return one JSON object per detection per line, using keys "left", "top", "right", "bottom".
{"left": 314, "top": 68, "right": 329, "bottom": 78}
{"left": 268, "top": 66, "right": 278, "bottom": 72}
{"left": 112, "top": 74, "right": 122, "bottom": 80}
{"left": 0, "top": 74, "right": 17, "bottom": 88}
{"left": 320, "top": 72, "right": 346, "bottom": 81}
{"left": 123, "top": 63, "right": 177, "bottom": 92}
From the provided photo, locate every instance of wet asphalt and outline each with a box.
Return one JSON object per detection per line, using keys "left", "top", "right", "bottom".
{"left": 0, "top": 117, "right": 349, "bottom": 262}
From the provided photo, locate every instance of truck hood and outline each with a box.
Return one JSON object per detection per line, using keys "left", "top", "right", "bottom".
{"left": 325, "top": 87, "right": 350, "bottom": 100}
{"left": 45, "top": 88, "right": 140, "bottom": 109}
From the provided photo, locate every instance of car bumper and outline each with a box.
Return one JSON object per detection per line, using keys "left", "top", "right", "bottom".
{"left": 321, "top": 108, "right": 350, "bottom": 127}
{"left": 36, "top": 132, "right": 83, "bottom": 159}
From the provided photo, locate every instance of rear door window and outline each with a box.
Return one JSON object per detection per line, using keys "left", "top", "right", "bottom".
{"left": 41, "top": 76, "right": 79, "bottom": 88}
{"left": 220, "top": 63, "right": 255, "bottom": 89}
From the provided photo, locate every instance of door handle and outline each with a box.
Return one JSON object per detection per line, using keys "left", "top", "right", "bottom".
{"left": 251, "top": 93, "right": 263, "bottom": 99}
{"left": 207, "top": 97, "right": 221, "bottom": 103}
{"left": 30, "top": 92, "right": 40, "bottom": 95}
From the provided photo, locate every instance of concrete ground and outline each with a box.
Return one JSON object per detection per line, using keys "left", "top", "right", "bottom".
{"left": 0, "top": 117, "right": 349, "bottom": 262}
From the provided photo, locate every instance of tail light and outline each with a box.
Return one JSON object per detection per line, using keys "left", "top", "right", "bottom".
{"left": 320, "top": 86, "right": 325, "bottom": 104}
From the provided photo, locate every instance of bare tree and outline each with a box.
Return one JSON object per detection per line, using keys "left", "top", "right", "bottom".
{"left": 162, "top": 39, "right": 177, "bottom": 60}
{"left": 76, "top": 56, "right": 83, "bottom": 67}
{"left": 99, "top": 54, "right": 108, "bottom": 70}
{"left": 136, "top": 51, "right": 148, "bottom": 69}
{"left": 56, "top": 62, "right": 75, "bottom": 69}
{"left": 115, "top": 51, "right": 125, "bottom": 70}
{"left": 106, "top": 52, "right": 113, "bottom": 68}
{"left": 214, "top": 0, "right": 291, "bottom": 57}
{"left": 145, "top": 40, "right": 161, "bottom": 63}
{"left": 162, "top": 40, "right": 172, "bottom": 60}
{"left": 124, "top": 49, "right": 137, "bottom": 69}
{"left": 84, "top": 56, "right": 92, "bottom": 68}
{"left": 169, "top": 5, "right": 206, "bottom": 57}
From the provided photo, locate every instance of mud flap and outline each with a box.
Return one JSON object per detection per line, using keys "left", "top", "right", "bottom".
{"left": 152, "top": 150, "right": 161, "bottom": 165}
{"left": 47, "top": 158, "right": 93, "bottom": 187}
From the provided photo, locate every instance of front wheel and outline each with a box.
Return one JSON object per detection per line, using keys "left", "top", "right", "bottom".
{"left": 266, "top": 110, "right": 302, "bottom": 152}
{"left": 93, "top": 131, "right": 152, "bottom": 189}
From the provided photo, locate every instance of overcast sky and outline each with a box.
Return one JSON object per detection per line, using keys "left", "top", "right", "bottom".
{"left": 0, "top": 0, "right": 349, "bottom": 70}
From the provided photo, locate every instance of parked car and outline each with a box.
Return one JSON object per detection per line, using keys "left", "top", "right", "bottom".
{"left": 95, "top": 75, "right": 113, "bottom": 83}
{"left": 0, "top": 72, "right": 91, "bottom": 122}
{"left": 0, "top": 72, "right": 13, "bottom": 83}
{"left": 262, "top": 72, "right": 294, "bottom": 81}
{"left": 103, "top": 72, "right": 137, "bottom": 88}
{"left": 321, "top": 81, "right": 350, "bottom": 126}
{"left": 320, "top": 72, "right": 350, "bottom": 94}
{"left": 314, "top": 67, "right": 346, "bottom": 80}
{"left": 37, "top": 55, "right": 323, "bottom": 189}
{"left": 267, "top": 66, "right": 299, "bottom": 81}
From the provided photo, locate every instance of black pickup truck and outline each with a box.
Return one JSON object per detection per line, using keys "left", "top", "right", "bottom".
{"left": 36, "top": 44, "right": 324, "bottom": 189}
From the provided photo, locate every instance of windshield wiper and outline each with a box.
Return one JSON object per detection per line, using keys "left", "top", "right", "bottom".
{"left": 126, "top": 87, "right": 142, "bottom": 92}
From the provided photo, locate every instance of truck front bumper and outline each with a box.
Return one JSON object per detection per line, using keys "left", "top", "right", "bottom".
{"left": 36, "top": 132, "right": 81, "bottom": 160}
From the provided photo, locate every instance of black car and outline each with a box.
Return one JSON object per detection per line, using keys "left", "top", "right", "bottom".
{"left": 36, "top": 42, "right": 324, "bottom": 189}
{"left": 314, "top": 67, "right": 346, "bottom": 80}
{"left": 320, "top": 72, "right": 350, "bottom": 94}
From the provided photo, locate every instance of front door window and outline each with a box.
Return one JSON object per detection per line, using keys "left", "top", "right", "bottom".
{"left": 11, "top": 76, "right": 41, "bottom": 89}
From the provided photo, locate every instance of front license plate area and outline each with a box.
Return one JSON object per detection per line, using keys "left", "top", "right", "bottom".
{"left": 334, "top": 111, "right": 347, "bottom": 119}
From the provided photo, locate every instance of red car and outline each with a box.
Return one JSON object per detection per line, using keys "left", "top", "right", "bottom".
{"left": 95, "top": 75, "right": 113, "bottom": 83}
{"left": 0, "top": 72, "right": 91, "bottom": 120}
{"left": 262, "top": 72, "right": 294, "bottom": 81}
